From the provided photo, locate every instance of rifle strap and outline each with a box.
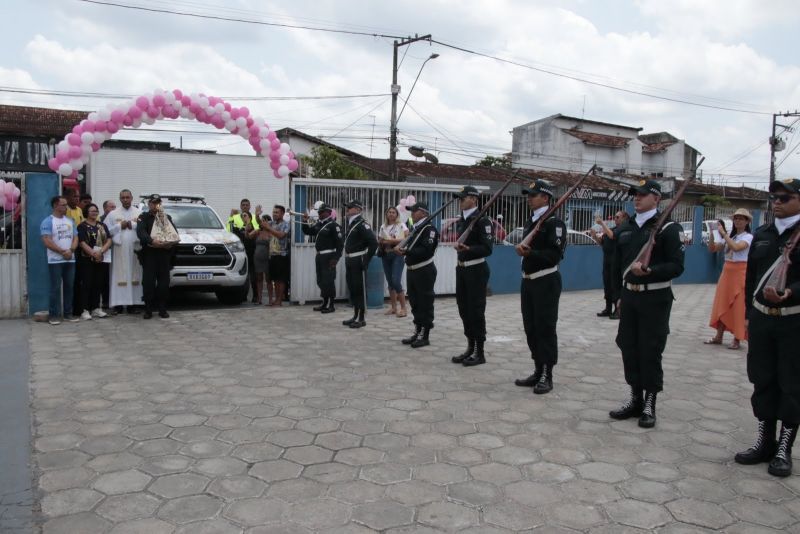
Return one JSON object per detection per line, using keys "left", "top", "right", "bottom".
{"left": 622, "top": 221, "right": 674, "bottom": 281}
{"left": 755, "top": 256, "right": 783, "bottom": 296}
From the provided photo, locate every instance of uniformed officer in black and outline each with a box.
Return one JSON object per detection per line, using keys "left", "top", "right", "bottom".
{"left": 609, "top": 179, "right": 684, "bottom": 428}
{"left": 594, "top": 211, "right": 629, "bottom": 319}
{"left": 398, "top": 202, "right": 439, "bottom": 348}
{"left": 735, "top": 178, "right": 800, "bottom": 477}
{"left": 513, "top": 180, "right": 567, "bottom": 394}
{"left": 136, "top": 194, "right": 178, "bottom": 319}
{"left": 451, "top": 185, "right": 494, "bottom": 367}
{"left": 301, "top": 203, "right": 343, "bottom": 313}
{"left": 341, "top": 199, "right": 378, "bottom": 328}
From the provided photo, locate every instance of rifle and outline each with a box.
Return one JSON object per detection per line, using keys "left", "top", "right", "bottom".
{"left": 632, "top": 156, "right": 705, "bottom": 271}
{"left": 456, "top": 169, "right": 522, "bottom": 246}
{"left": 762, "top": 225, "right": 800, "bottom": 295}
{"left": 396, "top": 196, "right": 458, "bottom": 251}
{"left": 518, "top": 164, "right": 597, "bottom": 250}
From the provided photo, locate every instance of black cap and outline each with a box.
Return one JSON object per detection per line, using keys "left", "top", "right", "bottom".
{"left": 628, "top": 179, "right": 662, "bottom": 196}
{"left": 345, "top": 199, "right": 363, "bottom": 209}
{"left": 147, "top": 194, "right": 162, "bottom": 203}
{"left": 769, "top": 178, "right": 800, "bottom": 195}
{"left": 521, "top": 179, "right": 554, "bottom": 197}
{"left": 317, "top": 203, "right": 332, "bottom": 213}
{"left": 410, "top": 201, "right": 429, "bottom": 213}
{"left": 454, "top": 185, "right": 480, "bottom": 199}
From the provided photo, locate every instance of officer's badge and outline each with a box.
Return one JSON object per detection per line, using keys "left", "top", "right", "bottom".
{"left": 485, "top": 224, "right": 492, "bottom": 234}
{"left": 337, "top": 232, "right": 342, "bottom": 237}
{"left": 429, "top": 230, "right": 436, "bottom": 238}
{"left": 556, "top": 238, "right": 561, "bottom": 246}
{"left": 639, "top": 180, "right": 646, "bottom": 186}
{"left": 364, "top": 224, "right": 371, "bottom": 230}
{"left": 555, "top": 227, "right": 563, "bottom": 237}
{"left": 783, "top": 178, "right": 794, "bottom": 184}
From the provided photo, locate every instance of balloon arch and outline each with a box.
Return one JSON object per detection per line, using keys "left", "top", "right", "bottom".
{"left": 47, "top": 88, "right": 300, "bottom": 185}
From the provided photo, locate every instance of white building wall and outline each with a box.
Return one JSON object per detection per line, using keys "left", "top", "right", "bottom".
{"left": 641, "top": 141, "right": 686, "bottom": 177}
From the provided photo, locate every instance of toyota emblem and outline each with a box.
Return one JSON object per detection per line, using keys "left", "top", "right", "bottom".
{"left": 193, "top": 245, "right": 207, "bottom": 255}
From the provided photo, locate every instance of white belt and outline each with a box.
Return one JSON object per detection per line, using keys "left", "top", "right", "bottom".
{"left": 318, "top": 249, "right": 336, "bottom": 254}
{"left": 457, "top": 258, "right": 485, "bottom": 268}
{"left": 753, "top": 300, "right": 800, "bottom": 317}
{"left": 408, "top": 257, "right": 434, "bottom": 271}
{"left": 522, "top": 266, "right": 558, "bottom": 280}
{"left": 345, "top": 249, "right": 367, "bottom": 258}
{"left": 625, "top": 281, "right": 672, "bottom": 292}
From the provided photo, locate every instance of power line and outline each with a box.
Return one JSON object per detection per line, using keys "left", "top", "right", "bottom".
{"left": 0, "top": 86, "right": 390, "bottom": 101}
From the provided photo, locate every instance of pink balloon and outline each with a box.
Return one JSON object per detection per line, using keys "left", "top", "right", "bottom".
{"left": 269, "top": 150, "right": 280, "bottom": 159}
{"left": 406, "top": 195, "right": 416, "bottom": 204}
{"left": 270, "top": 138, "right": 281, "bottom": 150}
{"left": 67, "top": 133, "right": 81, "bottom": 146}
{"left": 212, "top": 116, "right": 225, "bottom": 129}
{"left": 48, "top": 159, "right": 60, "bottom": 172}
{"left": 94, "top": 121, "right": 107, "bottom": 132}
{"left": 248, "top": 125, "right": 260, "bottom": 136}
{"left": 110, "top": 109, "right": 125, "bottom": 123}
{"left": 72, "top": 125, "right": 82, "bottom": 135}
{"left": 181, "top": 95, "right": 191, "bottom": 107}
{"left": 173, "top": 89, "right": 183, "bottom": 100}
{"left": 91, "top": 142, "right": 101, "bottom": 152}
{"left": 288, "top": 151, "right": 295, "bottom": 159}
{"left": 122, "top": 116, "right": 133, "bottom": 126}
{"left": 128, "top": 106, "right": 142, "bottom": 119}
{"left": 223, "top": 102, "right": 232, "bottom": 112}
{"left": 270, "top": 160, "right": 280, "bottom": 170}
{"left": 273, "top": 170, "right": 281, "bottom": 179}
{"left": 230, "top": 108, "right": 240, "bottom": 120}
{"left": 3, "top": 199, "right": 12, "bottom": 211}
{"left": 239, "top": 107, "right": 250, "bottom": 117}
{"left": 152, "top": 94, "right": 166, "bottom": 107}
{"left": 246, "top": 117, "right": 254, "bottom": 127}
{"left": 288, "top": 159, "right": 299, "bottom": 172}
{"left": 208, "top": 96, "right": 220, "bottom": 106}
{"left": 82, "top": 120, "right": 96, "bottom": 133}
{"left": 56, "top": 150, "right": 70, "bottom": 164}
{"left": 189, "top": 103, "right": 200, "bottom": 114}
{"left": 135, "top": 96, "right": 149, "bottom": 109}
{"left": 196, "top": 110, "right": 208, "bottom": 123}
{"left": 267, "top": 131, "right": 277, "bottom": 141}
{"left": 12, "top": 187, "right": 20, "bottom": 200}
{"left": 398, "top": 199, "right": 407, "bottom": 208}
{"left": 146, "top": 106, "right": 159, "bottom": 118}
{"left": 107, "top": 122, "right": 120, "bottom": 134}
{"left": 68, "top": 146, "right": 82, "bottom": 159}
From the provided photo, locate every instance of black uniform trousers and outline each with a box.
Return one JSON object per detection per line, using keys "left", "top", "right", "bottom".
{"left": 748, "top": 311, "right": 800, "bottom": 424}
{"left": 615, "top": 288, "right": 672, "bottom": 392}
{"left": 345, "top": 257, "right": 367, "bottom": 313}
{"left": 315, "top": 253, "right": 337, "bottom": 299}
{"left": 142, "top": 249, "right": 171, "bottom": 312}
{"left": 456, "top": 262, "right": 489, "bottom": 342}
{"left": 407, "top": 263, "right": 436, "bottom": 329}
{"left": 78, "top": 256, "right": 105, "bottom": 312}
{"left": 602, "top": 259, "right": 614, "bottom": 303}
{"left": 521, "top": 272, "right": 561, "bottom": 366}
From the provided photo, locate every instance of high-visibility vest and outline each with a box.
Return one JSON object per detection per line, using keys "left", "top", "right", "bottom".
{"left": 227, "top": 213, "right": 260, "bottom": 232}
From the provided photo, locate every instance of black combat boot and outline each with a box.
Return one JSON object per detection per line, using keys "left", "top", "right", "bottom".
{"left": 514, "top": 362, "right": 542, "bottom": 387}
{"left": 735, "top": 419, "right": 777, "bottom": 465}
{"left": 533, "top": 364, "right": 553, "bottom": 394}
{"left": 768, "top": 423, "right": 798, "bottom": 477}
{"left": 609, "top": 387, "right": 643, "bottom": 420}
{"left": 321, "top": 299, "right": 336, "bottom": 314}
{"left": 638, "top": 391, "right": 657, "bottom": 428}
{"left": 597, "top": 300, "right": 611, "bottom": 317}
{"left": 313, "top": 298, "right": 328, "bottom": 312}
{"left": 462, "top": 340, "right": 486, "bottom": 367}
{"left": 452, "top": 339, "right": 475, "bottom": 364}
{"left": 402, "top": 325, "right": 422, "bottom": 345}
{"left": 342, "top": 309, "right": 358, "bottom": 326}
{"left": 411, "top": 327, "right": 430, "bottom": 348}
{"left": 349, "top": 309, "right": 366, "bottom": 328}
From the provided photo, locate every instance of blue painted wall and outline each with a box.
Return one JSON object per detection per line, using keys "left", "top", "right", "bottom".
{"left": 25, "top": 173, "right": 60, "bottom": 315}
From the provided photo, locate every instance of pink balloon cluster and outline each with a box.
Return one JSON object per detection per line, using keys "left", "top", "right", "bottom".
{"left": 396, "top": 195, "right": 416, "bottom": 223}
{"left": 0, "top": 180, "right": 21, "bottom": 211}
{"left": 47, "top": 89, "right": 299, "bottom": 179}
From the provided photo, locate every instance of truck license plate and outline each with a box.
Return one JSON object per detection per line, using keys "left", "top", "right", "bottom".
{"left": 187, "top": 273, "right": 213, "bottom": 281}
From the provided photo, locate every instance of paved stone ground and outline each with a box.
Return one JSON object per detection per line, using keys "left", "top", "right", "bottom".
{"left": 27, "top": 284, "right": 800, "bottom": 533}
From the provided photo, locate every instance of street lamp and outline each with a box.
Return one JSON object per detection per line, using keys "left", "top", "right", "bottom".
{"left": 396, "top": 53, "right": 439, "bottom": 123}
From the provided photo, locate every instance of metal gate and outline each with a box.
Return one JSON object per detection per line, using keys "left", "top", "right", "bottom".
{"left": 0, "top": 174, "right": 26, "bottom": 318}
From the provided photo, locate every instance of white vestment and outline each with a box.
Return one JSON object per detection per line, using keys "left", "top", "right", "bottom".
{"left": 108, "top": 206, "right": 143, "bottom": 307}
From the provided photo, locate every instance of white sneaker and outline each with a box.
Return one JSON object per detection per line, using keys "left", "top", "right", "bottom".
{"left": 80, "top": 310, "right": 92, "bottom": 321}
{"left": 66, "top": 316, "right": 80, "bottom": 323}
{"left": 91, "top": 308, "right": 108, "bottom": 318}
{"left": 48, "top": 319, "right": 61, "bottom": 325}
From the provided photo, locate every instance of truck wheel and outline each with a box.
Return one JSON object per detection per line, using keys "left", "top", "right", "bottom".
{"left": 215, "top": 281, "right": 248, "bottom": 305}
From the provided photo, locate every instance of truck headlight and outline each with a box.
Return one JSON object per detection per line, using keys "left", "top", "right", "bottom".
{"left": 226, "top": 240, "right": 245, "bottom": 253}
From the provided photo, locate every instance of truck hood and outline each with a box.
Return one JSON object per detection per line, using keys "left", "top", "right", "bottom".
{"left": 178, "top": 228, "right": 240, "bottom": 245}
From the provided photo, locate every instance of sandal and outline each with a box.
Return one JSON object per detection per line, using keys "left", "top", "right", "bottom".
{"left": 728, "top": 342, "right": 741, "bottom": 350}
{"left": 397, "top": 309, "right": 407, "bottom": 318}
{"left": 385, "top": 308, "right": 396, "bottom": 315}
{"left": 704, "top": 338, "right": 723, "bottom": 345}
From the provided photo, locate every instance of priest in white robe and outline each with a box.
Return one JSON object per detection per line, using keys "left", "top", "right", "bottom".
{"left": 107, "top": 189, "right": 143, "bottom": 309}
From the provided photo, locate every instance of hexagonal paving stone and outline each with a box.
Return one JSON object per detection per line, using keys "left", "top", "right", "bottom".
{"left": 96, "top": 493, "right": 161, "bottom": 522}
{"left": 483, "top": 501, "right": 545, "bottom": 531}
{"left": 489, "top": 445, "right": 540, "bottom": 465}
{"left": 208, "top": 475, "right": 266, "bottom": 500}
{"left": 42, "top": 512, "right": 111, "bottom": 533}
{"left": 469, "top": 462, "right": 523, "bottom": 485}
{"left": 268, "top": 430, "right": 315, "bottom": 447}
{"left": 296, "top": 417, "right": 341, "bottom": 434}
{"left": 223, "top": 497, "right": 287, "bottom": 526}
{"left": 160, "top": 413, "right": 208, "bottom": 427}
{"left": 621, "top": 479, "right": 680, "bottom": 504}
{"left": 577, "top": 462, "right": 631, "bottom": 483}
{"left": 266, "top": 477, "right": 327, "bottom": 502}
{"left": 363, "top": 433, "right": 410, "bottom": 451}
{"left": 149, "top": 473, "right": 210, "bottom": 498}
{"left": 174, "top": 518, "right": 243, "bottom": 534}
{"left": 335, "top": 447, "right": 385, "bottom": 466}
{"left": 284, "top": 445, "right": 335, "bottom": 465}
{"left": 505, "top": 480, "right": 563, "bottom": 507}
{"left": 418, "top": 501, "right": 479, "bottom": 531}
{"left": 232, "top": 442, "right": 283, "bottom": 462}
{"left": 130, "top": 438, "right": 182, "bottom": 457}
{"left": 304, "top": 462, "right": 359, "bottom": 484}
{"left": 414, "top": 463, "right": 468, "bottom": 485}
{"left": 86, "top": 452, "right": 142, "bottom": 473}
{"left": 156, "top": 494, "right": 223, "bottom": 525}
{"left": 193, "top": 457, "right": 248, "bottom": 476}
{"left": 92, "top": 469, "right": 151, "bottom": 495}
{"left": 179, "top": 440, "right": 232, "bottom": 458}
{"left": 139, "top": 455, "right": 193, "bottom": 476}
{"left": 249, "top": 459, "right": 303, "bottom": 482}
{"left": 124, "top": 423, "right": 173, "bottom": 440}
{"left": 524, "top": 461, "right": 576, "bottom": 483}
{"left": 39, "top": 467, "right": 95, "bottom": 492}
{"left": 547, "top": 503, "right": 607, "bottom": 530}
{"left": 604, "top": 499, "right": 672, "bottom": 530}
{"left": 352, "top": 500, "right": 414, "bottom": 530}
{"left": 360, "top": 463, "right": 412, "bottom": 485}
{"left": 386, "top": 480, "right": 444, "bottom": 506}
{"left": 41, "top": 488, "right": 104, "bottom": 517}
{"left": 107, "top": 518, "right": 174, "bottom": 534}
{"left": 666, "top": 498, "right": 735, "bottom": 530}
{"left": 328, "top": 480, "right": 386, "bottom": 504}
{"left": 289, "top": 498, "right": 351, "bottom": 530}
{"left": 79, "top": 436, "right": 133, "bottom": 455}
{"left": 315, "top": 431, "right": 363, "bottom": 451}
{"left": 460, "top": 433, "right": 505, "bottom": 450}
{"left": 447, "top": 480, "right": 501, "bottom": 506}
{"left": 725, "top": 497, "right": 796, "bottom": 529}
{"left": 170, "top": 426, "right": 220, "bottom": 443}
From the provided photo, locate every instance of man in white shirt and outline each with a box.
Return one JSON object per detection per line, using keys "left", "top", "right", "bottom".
{"left": 107, "top": 189, "right": 143, "bottom": 312}
{"left": 40, "top": 195, "right": 80, "bottom": 325}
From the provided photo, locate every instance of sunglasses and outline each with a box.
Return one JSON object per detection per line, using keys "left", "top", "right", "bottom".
{"left": 770, "top": 193, "right": 797, "bottom": 203}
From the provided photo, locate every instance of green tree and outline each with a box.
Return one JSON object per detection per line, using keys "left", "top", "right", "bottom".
{"left": 301, "top": 146, "right": 369, "bottom": 180}
{"left": 699, "top": 194, "right": 730, "bottom": 207}
{"left": 475, "top": 155, "right": 512, "bottom": 169}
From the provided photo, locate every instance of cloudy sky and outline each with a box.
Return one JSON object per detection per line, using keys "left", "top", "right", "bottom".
{"left": 2, "top": 0, "right": 799, "bottom": 187}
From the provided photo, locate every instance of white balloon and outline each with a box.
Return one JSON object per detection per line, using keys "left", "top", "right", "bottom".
{"left": 58, "top": 163, "right": 73, "bottom": 176}
{"left": 206, "top": 105, "right": 216, "bottom": 116}
{"left": 186, "top": 112, "right": 196, "bottom": 121}
{"left": 81, "top": 145, "right": 92, "bottom": 157}
{"left": 105, "top": 102, "right": 117, "bottom": 111}
{"left": 220, "top": 111, "right": 231, "bottom": 122}
{"left": 278, "top": 165, "right": 290, "bottom": 177}
{"left": 253, "top": 116, "right": 265, "bottom": 126}
{"left": 153, "top": 88, "right": 164, "bottom": 98}
{"left": 80, "top": 132, "right": 94, "bottom": 144}
{"left": 279, "top": 142, "right": 290, "bottom": 155}
{"left": 88, "top": 111, "right": 99, "bottom": 122}
{"left": 81, "top": 154, "right": 90, "bottom": 163}
{"left": 197, "top": 96, "right": 209, "bottom": 108}
{"left": 179, "top": 107, "right": 191, "bottom": 118}
{"left": 225, "top": 119, "right": 237, "bottom": 131}
{"left": 142, "top": 115, "right": 155, "bottom": 125}
{"left": 259, "top": 139, "right": 270, "bottom": 152}
{"left": 235, "top": 117, "right": 247, "bottom": 129}
{"left": 98, "top": 108, "right": 111, "bottom": 121}
{"left": 165, "top": 91, "right": 176, "bottom": 104}
{"left": 132, "top": 118, "right": 142, "bottom": 128}
{"left": 57, "top": 140, "right": 69, "bottom": 152}
{"left": 70, "top": 159, "right": 83, "bottom": 171}
{"left": 93, "top": 132, "right": 105, "bottom": 143}
{"left": 214, "top": 103, "right": 225, "bottom": 113}
{"left": 259, "top": 127, "right": 270, "bottom": 138}
{"left": 279, "top": 154, "right": 289, "bottom": 165}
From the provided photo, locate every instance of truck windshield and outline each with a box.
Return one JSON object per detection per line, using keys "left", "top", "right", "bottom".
{"left": 163, "top": 205, "right": 223, "bottom": 230}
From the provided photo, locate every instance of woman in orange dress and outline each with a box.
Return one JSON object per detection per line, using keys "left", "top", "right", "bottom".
{"left": 705, "top": 208, "right": 753, "bottom": 350}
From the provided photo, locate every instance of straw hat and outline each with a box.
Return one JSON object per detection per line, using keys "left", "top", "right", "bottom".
{"left": 732, "top": 208, "right": 752, "bottom": 220}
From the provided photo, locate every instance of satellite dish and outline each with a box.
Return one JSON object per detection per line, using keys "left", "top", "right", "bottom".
{"left": 423, "top": 152, "right": 439, "bottom": 164}
{"left": 408, "top": 146, "right": 425, "bottom": 157}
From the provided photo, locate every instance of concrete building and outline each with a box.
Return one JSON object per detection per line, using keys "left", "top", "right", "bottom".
{"left": 511, "top": 114, "right": 700, "bottom": 179}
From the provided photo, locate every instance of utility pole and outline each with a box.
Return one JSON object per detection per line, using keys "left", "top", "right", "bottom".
{"left": 770, "top": 110, "right": 800, "bottom": 182}
{"left": 389, "top": 34, "right": 432, "bottom": 181}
